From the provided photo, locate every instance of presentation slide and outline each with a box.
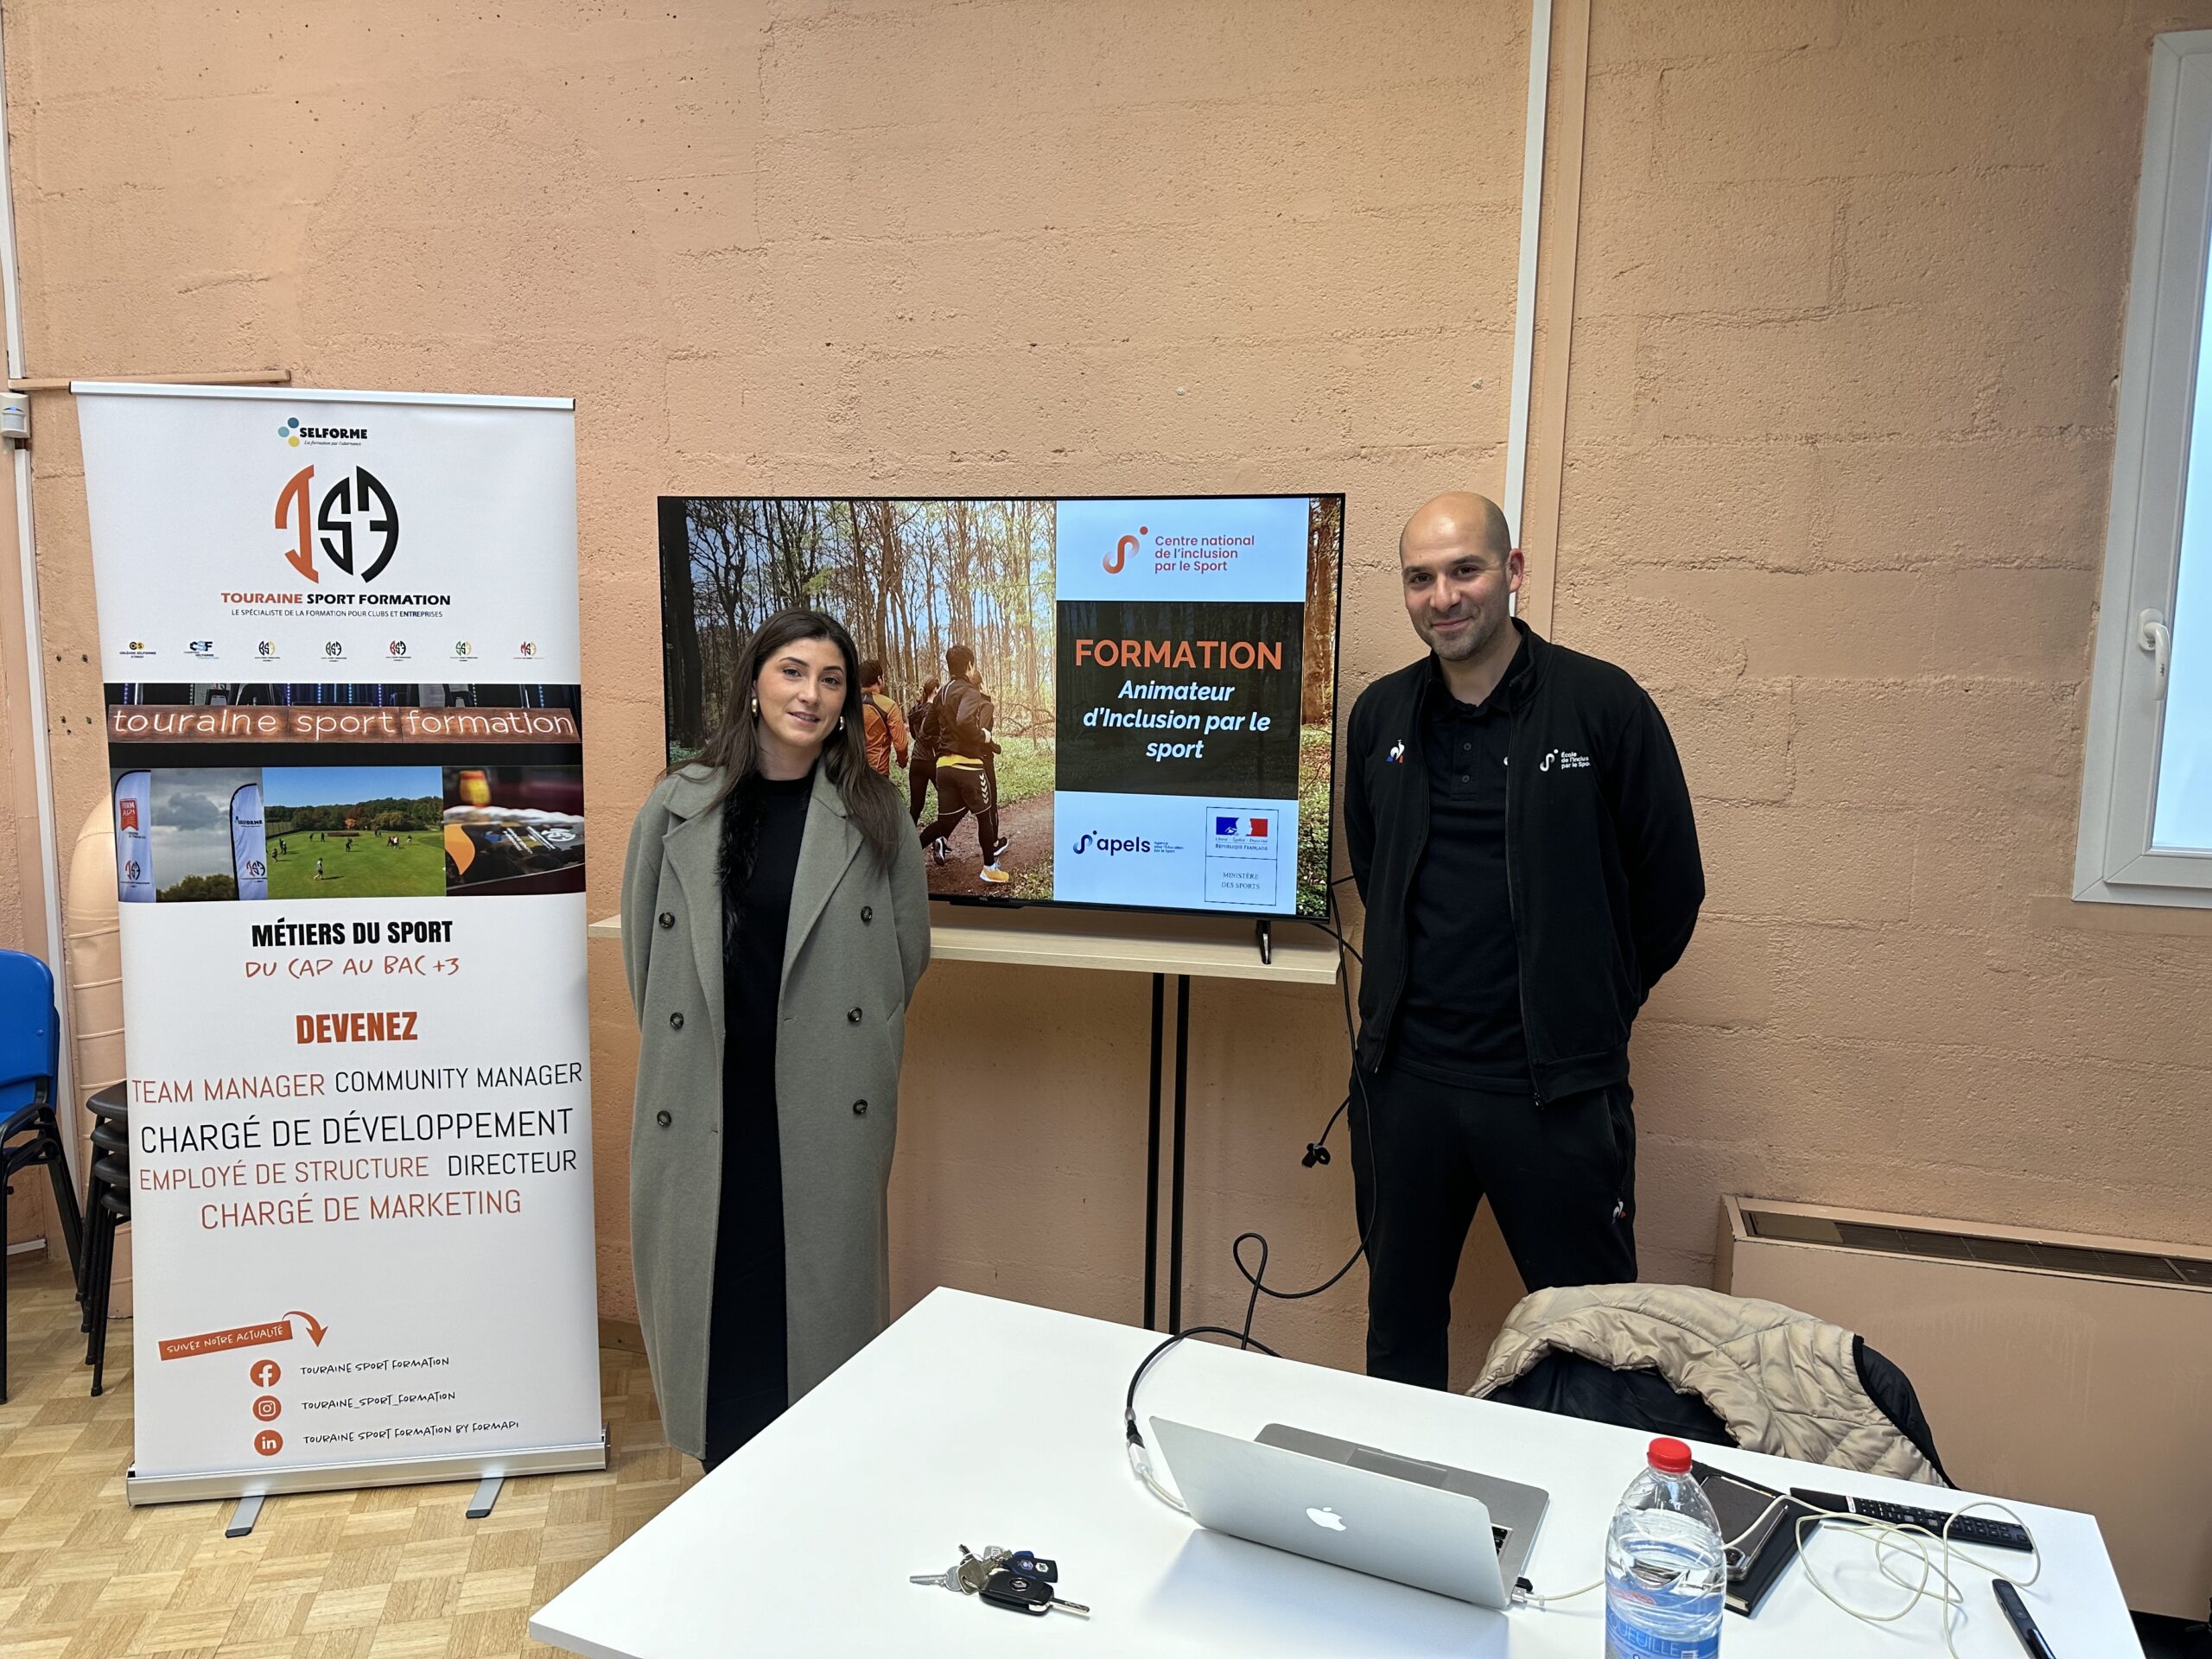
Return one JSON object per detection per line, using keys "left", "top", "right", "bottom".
{"left": 658, "top": 494, "right": 1343, "bottom": 918}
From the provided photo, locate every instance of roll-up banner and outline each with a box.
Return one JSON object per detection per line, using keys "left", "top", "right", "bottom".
{"left": 75, "top": 384, "right": 603, "bottom": 1503}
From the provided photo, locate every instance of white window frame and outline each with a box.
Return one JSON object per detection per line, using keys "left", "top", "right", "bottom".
{"left": 2076, "top": 29, "right": 2212, "bottom": 909}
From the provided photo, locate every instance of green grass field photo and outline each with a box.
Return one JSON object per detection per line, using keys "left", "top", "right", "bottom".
{"left": 266, "top": 830, "right": 444, "bottom": 899}
{"left": 264, "top": 764, "right": 446, "bottom": 900}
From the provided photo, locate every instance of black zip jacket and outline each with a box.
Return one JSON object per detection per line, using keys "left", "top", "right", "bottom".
{"left": 1344, "top": 620, "right": 1703, "bottom": 1101}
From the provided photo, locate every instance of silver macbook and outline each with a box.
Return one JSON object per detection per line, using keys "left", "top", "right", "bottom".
{"left": 1148, "top": 1417, "right": 1548, "bottom": 1608}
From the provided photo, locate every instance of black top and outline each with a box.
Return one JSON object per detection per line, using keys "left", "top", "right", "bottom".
{"left": 1394, "top": 638, "right": 1530, "bottom": 1089}
{"left": 704, "top": 768, "right": 812, "bottom": 1468}
{"left": 1344, "top": 620, "right": 1704, "bottom": 1102}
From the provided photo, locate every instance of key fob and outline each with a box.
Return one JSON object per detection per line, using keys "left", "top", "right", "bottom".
{"left": 980, "top": 1568, "right": 1053, "bottom": 1616}
{"left": 1010, "top": 1552, "right": 1058, "bottom": 1583}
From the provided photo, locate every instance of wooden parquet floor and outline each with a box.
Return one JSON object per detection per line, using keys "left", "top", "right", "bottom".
{"left": 0, "top": 1255, "right": 699, "bottom": 1657}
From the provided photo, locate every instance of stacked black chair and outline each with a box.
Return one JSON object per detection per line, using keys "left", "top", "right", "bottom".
{"left": 81, "top": 1084, "right": 131, "bottom": 1396}
{"left": 1, "top": 949, "right": 86, "bottom": 1403}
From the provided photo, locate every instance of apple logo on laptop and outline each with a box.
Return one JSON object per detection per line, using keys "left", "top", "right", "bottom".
{"left": 1306, "top": 1506, "right": 1348, "bottom": 1532}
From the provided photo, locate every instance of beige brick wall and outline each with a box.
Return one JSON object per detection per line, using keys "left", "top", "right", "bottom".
{"left": 3, "top": 0, "right": 2209, "bottom": 1397}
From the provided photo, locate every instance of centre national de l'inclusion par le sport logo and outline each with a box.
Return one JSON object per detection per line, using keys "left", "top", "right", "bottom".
{"left": 273, "top": 416, "right": 398, "bottom": 584}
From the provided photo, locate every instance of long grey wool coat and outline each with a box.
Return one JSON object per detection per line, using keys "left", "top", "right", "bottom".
{"left": 621, "top": 762, "right": 930, "bottom": 1459}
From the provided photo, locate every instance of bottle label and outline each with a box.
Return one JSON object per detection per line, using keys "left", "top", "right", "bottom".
{"left": 1605, "top": 1601, "right": 1719, "bottom": 1658}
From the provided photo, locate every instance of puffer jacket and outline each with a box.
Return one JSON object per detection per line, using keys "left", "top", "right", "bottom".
{"left": 1470, "top": 1283, "right": 1947, "bottom": 1486}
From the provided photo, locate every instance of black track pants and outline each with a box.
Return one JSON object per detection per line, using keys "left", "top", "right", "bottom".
{"left": 1349, "top": 1065, "right": 1637, "bottom": 1389}
{"left": 916, "top": 762, "right": 999, "bottom": 858}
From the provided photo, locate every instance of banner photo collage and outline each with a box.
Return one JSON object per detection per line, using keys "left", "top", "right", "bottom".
{"left": 79, "top": 385, "right": 602, "bottom": 1497}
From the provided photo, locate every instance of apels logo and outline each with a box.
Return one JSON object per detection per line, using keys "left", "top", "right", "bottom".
{"left": 276, "top": 463, "right": 399, "bottom": 585}
{"left": 188, "top": 640, "right": 215, "bottom": 658}
{"left": 1104, "top": 524, "right": 1147, "bottom": 575}
{"left": 1214, "top": 815, "right": 1270, "bottom": 839}
{"left": 387, "top": 640, "right": 409, "bottom": 659}
{"left": 1071, "top": 832, "right": 1154, "bottom": 856}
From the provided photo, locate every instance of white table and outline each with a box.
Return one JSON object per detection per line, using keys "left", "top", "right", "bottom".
{"left": 531, "top": 1288, "right": 2140, "bottom": 1657}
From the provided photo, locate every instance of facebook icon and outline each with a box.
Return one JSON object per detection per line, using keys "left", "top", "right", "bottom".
{"left": 251, "top": 1358, "right": 282, "bottom": 1388}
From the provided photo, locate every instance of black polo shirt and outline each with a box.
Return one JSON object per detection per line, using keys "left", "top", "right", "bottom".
{"left": 1391, "top": 638, "right": 1530, "bottom": 1090}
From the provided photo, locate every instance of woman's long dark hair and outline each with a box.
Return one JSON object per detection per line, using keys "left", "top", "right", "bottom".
{"left": 683, "top": 608, "right": 905, "bottom": 862}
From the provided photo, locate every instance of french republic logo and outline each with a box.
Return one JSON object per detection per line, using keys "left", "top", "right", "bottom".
{"left": 1105, "top": 524, "right": 1147, "bottom": 575}
{"left": 1214, "top": 815, "right": 1269, "bottom": 839}
{"left": 276, "top": 463, "right": 399, "bottom": 585}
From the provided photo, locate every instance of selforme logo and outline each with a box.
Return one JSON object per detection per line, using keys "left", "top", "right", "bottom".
{"left": 278, "top": 416, "right": 369, "bottom": 447}
{"left": 1070, "top": 832, "right": 1152, "bottom": 856}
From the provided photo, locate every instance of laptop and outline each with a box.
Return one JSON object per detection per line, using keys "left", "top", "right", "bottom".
{"left": 1147, "top": 1417, "right": 1548, "bottom": 1608}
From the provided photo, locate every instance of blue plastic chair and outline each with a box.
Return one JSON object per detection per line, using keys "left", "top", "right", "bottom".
{"left": 1, "top": 947, "right": 85, "bottom": 1401}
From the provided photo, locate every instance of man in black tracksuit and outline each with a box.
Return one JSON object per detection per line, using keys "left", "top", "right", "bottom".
{"left": 916, "top": 643, "right": 1012, "bottom": 884}
{"left": 1345, "top": 490, "right": 1702, "bottom": 1389}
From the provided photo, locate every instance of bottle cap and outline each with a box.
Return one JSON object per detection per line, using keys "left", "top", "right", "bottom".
{"left": 1648, "top": 1437, "right": 1694, "bottom": 1476}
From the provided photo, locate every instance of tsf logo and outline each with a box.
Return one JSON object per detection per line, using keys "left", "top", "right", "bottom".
{"left": 1104, "top": 524, "right": 1147, "bottom": 575}
{"left": 276, "top": 463, "right": 399, "bottom": 585}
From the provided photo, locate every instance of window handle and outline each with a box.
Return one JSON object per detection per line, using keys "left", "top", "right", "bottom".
{"left": 2139, "top": 608, "right": 2171, "bottom": 686}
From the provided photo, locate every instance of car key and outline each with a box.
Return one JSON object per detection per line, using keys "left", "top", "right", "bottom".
{"left": 1009, "top": 1551, "right": 1058, "bottom": 1583}
{"left": 981, "top": 1567, "right": 1090, "bottom": 1618}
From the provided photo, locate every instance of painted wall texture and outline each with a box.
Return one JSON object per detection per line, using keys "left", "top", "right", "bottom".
{"left": 4, "top": 0, "right": 2212, "bottom": 1397}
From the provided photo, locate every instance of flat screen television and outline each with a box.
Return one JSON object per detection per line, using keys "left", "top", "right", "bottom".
{"left": 658, "top": 494, "right": 1344, "bottom": 920}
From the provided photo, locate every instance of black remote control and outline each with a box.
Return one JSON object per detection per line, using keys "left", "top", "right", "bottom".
{"left": 1790, "top": 1488, "right": 2033, "bottom": 1553}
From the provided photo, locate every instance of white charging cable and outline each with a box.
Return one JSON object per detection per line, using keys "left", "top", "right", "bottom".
{"left": 1126, "top": 1438, "right": 1191, "bottom": 1516}
{"left": 1789, "top": 1496, "right": 2042, "bottom": 1659}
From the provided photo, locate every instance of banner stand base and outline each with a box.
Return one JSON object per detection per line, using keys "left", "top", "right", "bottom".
{"left": 124, "top": 1426, "right": 608, "bottom": 1508}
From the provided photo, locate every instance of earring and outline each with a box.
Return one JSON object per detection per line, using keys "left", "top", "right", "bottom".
{"left": 837, "top": 714, "right": 846, "bottom": 733}
{"left": 749, "top": 695, "right": 759, "bottom": 717}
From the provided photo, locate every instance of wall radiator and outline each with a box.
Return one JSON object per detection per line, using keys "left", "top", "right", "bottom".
{"left": 1717, "top": 1195, "right": 2212, "bottom": 1618}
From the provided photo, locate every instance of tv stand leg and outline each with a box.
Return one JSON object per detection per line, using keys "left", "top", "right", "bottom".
{"left": 1255, "top": 918, "right": 1272, "bottom": 966}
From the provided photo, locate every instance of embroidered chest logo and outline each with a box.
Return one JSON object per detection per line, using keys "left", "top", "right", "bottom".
{"left": 1541, "top": 748, "right": 1592, "bottom": 772}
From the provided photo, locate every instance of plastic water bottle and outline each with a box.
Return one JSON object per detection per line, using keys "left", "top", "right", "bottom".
{"left": 1604, "top": 1436, "right": 1726, "bottom": 1658}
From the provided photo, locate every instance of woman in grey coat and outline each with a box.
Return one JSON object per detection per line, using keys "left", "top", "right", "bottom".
{"left": 623, "top": 608, "right": 930, "bottom": 1467}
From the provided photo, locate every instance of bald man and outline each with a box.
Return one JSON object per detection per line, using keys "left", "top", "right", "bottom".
{"left": 1342, "top": 492, "right": 1702, "bottom": 1389}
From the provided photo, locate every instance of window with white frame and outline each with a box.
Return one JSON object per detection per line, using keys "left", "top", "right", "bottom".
{"left": 2077, "top": 29, "right": 2212, "bottom": 907}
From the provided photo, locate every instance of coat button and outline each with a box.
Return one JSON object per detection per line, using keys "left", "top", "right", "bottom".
{"left": 852, "top": 1099, "right": 868, "bottom": 1116}
{"left": 668, "top": 1011, "right": 684, "bottom": 1031}
{"left": 861, "top": 906, "right": 874, "bottom": 924}
{"left": 658, "top": 911, "right": 675, "bottom": 930}
{"left": 655, "top": 1110, "right": 671, "bottom": 1128}
{"left": 847, "top": 1007, "right": 863, "bottom": 1024}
